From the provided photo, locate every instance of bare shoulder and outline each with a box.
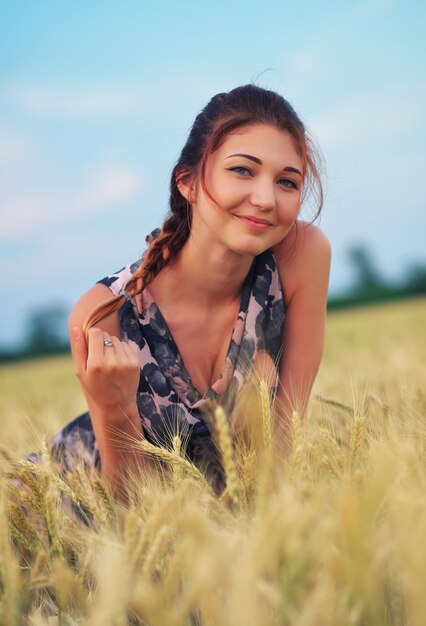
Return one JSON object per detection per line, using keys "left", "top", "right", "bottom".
{"left": 273, "top": 221, "right": 331, "bottom": 304}
{"left": 68, "top": 283, "right": 121, "bottom": 339}
{"left": 274, "top": 220, "right": 331, "bottom": 262}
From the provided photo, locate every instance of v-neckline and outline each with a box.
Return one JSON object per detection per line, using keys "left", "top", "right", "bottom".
{"left": 143, "top": 259, "right": 256, "bottom": 404}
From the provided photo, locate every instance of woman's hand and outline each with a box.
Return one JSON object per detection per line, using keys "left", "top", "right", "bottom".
{"left": 67, "top": 288, "right": 149, "bottom": 495}
{"left": 72, "top": 326, "right": 140, "bottom": 423}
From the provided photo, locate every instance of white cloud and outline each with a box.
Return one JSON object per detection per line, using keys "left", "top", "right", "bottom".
{"left": 0, "top": 165, "right": 143, "bottom": 239}
{"left": 1, "top": 84, "right": 149, "bottom": 119}
{"left": 0, "top": 76, "right": 236, "bottom": 124}
{"left": 0, "top": 128, "right": 34, "bottom": 163}
{"left": 0, "top": 192, "right": 43, "bottom": 237}
{"left": 0, "top": 75, "right": 223, "bottom": 124}
{"left": 79, "top": 166, "right": 143, "bottom": 212}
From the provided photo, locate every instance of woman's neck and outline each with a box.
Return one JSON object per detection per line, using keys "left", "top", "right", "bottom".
{"left": 150, "top": 234, "right": 254, "bottom": 310}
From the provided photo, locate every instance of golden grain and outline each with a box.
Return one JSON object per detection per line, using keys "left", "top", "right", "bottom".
{"left": 138, "top": 437, "right": 213, "bottom": 492}
{"left": 0, "top": 299, "right": 425, "bottom": 625}
{"left": 93, "top": 476, "right": 117, "bottom": 525}
{"left": 213, "top": 405, "right": 240, "bottom": 508}
{"left": 141, "top": 523, "right": 171, "bottom": 578}
{"left": 289, "top": 409, "right": 306, "bottom": 473}
{"left": 259, "top": 379, "right": 272, "bottom": 449}
{"left": 349, "top": 413, "right": 367, "bottom": 468}
{"left": 171, "top": 434, "right": 183, "bottom": 484}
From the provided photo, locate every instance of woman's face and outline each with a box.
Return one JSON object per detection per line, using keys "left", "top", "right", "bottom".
{"left": 189, "top": 123, "right": 304, "bottom": 257}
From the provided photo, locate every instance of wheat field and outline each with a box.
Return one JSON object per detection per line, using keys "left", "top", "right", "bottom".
{"left": 0, "top": 298, "right": 425, "bottom": 626}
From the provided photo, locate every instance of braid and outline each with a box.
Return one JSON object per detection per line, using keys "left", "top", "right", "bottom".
{"left": 124, "top": 211, "right": 190, "bottom": 295}
{"left": 83, "top": 208, "right": 191, "bottom": 337}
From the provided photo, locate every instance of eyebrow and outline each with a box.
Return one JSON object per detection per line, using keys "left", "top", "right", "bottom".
{"left": 225, "top": 153, "right": 303, "bottom": 177}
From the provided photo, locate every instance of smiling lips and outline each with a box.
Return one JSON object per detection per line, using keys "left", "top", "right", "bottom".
{"left": 235, "top": 214, "right": 273, "bottom": 230}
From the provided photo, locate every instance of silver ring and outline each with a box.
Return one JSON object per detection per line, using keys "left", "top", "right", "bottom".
{"left": 104, "top": 339, "right": 114, "bottom": 347}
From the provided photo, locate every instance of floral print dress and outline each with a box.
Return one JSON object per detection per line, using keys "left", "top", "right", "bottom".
{"left": 44, "top": 229, "right": 285, "bottom": 488}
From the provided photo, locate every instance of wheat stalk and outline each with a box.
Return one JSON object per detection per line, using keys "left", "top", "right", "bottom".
{"left": 349, "top": 413, "right": 367, "bottom": 468}
{"left": 320, "top": 455, "right": 341, "bottom": 478}
{"left": 141, "top": 523, "right": 170, "bottom": 578}
{"left": 289, "top": 410, "right": 305, "bottom": 473}
{"left": 8, "top": 499, "right": 40, "bottom": 550}
{"left": 74, "top": 463, "right": 108, "bottom": 526}
{"left": 318, "top": 428, "right": 346, "bottom": 472}
{"left": 0, "top": 447, "right": 16, "bottom": 464}
{"left": 172, "top": 435, "right": 183, "bottom": 484}
{"left": 123, "top": 506, "right": 139, "bottom": 553}
{"left": 138, "top": 438, "right": 213, "bottom": 493}
{"left": 259, "top": 379, "right": 272, "bottom": 449}
{"left": 213, "top": 406, "right": 240, "bottom": 508}
{"left": 49, "top": 472, "right": 92, "bottom": 525}
{"left": 42, "top": 477, "right": 62, "bottom": 557}
{"left": 15, "top": 483, "right": 44, "bottom": 517}
{"left": 30, "top": 550, "right": 47, "bottom": 583}
{"left": 315, "top": 395, "right": 355, "bottom": 414}
{"left": 93, "top": 476, "right": 117, "bottom": 526}
{"left": 125, "top": 510, "right": 150, "bottom": 574}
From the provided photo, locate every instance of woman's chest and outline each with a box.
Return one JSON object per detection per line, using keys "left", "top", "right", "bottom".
{"left": 164, "top": 308, "right": 238, "bottom": 395}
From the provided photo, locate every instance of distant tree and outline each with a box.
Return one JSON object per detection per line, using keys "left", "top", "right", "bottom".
{"left": 348, "top": 244, "right": 385, "bottom": 291}
{"left": 24, "top": 304, "right": 69, "bottom": 354}
{"left": 403, "top": 263, "right": 426, "bottom": 294}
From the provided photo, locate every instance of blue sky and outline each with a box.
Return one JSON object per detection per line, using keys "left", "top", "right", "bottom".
{"left": 1, "top": 0, "right": 425, "bottom": 347}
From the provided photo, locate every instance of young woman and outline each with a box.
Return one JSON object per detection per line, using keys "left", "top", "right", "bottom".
{"left": 50, "top": 84, "right": 331, "bottom": 496}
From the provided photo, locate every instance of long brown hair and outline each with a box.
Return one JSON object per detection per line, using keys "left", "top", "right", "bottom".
{"left": 84, "top": 84, "right": 323, "bottom": 335}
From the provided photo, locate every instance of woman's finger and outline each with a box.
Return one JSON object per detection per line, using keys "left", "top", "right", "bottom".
{"left": 87, "top": 327, "right": 107, "bottom": 366}
{"left": 105, "top": 334, "right": 129, "bottom": 363}
{"left": 72, "top": 326, "right": 88, "bottom": 378}
{"left": 121, "top": 340, "right": 139, "bottom": 364}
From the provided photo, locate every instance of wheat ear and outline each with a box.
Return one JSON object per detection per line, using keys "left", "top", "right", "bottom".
{"left": 124, "top": 508, "right": 150, "bottom": 573}
{"left": 30, "top": 550, "right": 48, "bottom": 584}
{"left": 349, "top": 413, "right": 367, "bottom": 468}
{"left": 142, "top": 523, "right": 170, "bottom": 578}
{"left": 259, "top": 379, "right": 272, "bottom": 449}
{"left": 318, "top": 428, "right": 345, "bottom": 471}
{"left": 172, "top": 435, "right": 183, "bottom": 484}
{"left": 214, "top": 406, "right": 240, "bottom": 508}
{"left": 289, "top": 410, "right": 305, "bottom": 473}
{"left": 8, "top": 499, "right": 40, "bottom": 550}
{"left": 138, "top": 439, "right": 213, "bottom": 493}
{"left": 93, "top": 477, "right": 117, "bottom": 526}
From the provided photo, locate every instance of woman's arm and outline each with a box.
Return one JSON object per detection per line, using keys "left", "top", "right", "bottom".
{"left": 273, "top": 222, "right": 331, "bottom": 448}
{"left": 68, "top": 284, "right": 151, "bottom": 497}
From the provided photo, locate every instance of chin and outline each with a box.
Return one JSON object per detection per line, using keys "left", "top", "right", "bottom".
{"left": 227, "top": 240, "right": 273, "bottom": 257}
{"left": 227, "top": 230, "right": 286, "bottom": 257}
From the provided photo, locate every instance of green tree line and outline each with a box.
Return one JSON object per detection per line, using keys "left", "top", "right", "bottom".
{"left": 1, "top": 245, "right": 425, "bottom": 363}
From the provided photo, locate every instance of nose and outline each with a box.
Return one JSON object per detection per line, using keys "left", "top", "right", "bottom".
{"left": 249, "top": 178, "right": 276, "bottom": 211}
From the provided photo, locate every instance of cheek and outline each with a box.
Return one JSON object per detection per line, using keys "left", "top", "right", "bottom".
{"left": 278, "top": 195, "right": 301, "bottom": 223}
{"left": 210, "top": 178, "right": 245, "bottom": 208}
{"left": 205, "top": 167, "right": 248, "bottom": 206}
